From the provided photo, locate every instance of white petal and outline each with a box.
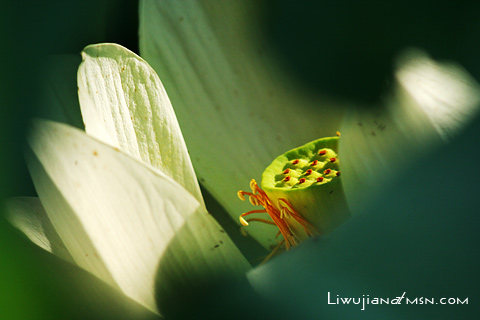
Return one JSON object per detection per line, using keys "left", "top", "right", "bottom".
{"left": 139, "top": 0, "right": 346, "bottom": 248}
{"left": 77, "top": 43, "right": 203, "bottom": 205}
{"left": 3, "top": 197, "right": 73, "bottom": 262}
{"left": 339, "top": 52, "right": 480, "bottom": 213}
{"left": 396, "top": 49, "right": 480, "bottom": 141}
{"left": 26, "top": 120, "right": 250, "bottom": 314}
{"left": 39, "top": 55, "right": 84, "bottom": 129}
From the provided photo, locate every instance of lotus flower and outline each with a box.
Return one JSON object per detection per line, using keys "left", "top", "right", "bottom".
{"left": 6, "top": 1, "right": 480, "bottom": 319}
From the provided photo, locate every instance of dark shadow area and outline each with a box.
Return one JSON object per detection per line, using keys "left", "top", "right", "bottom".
{"left": 0, "top": 0, "right": 139, "bottom": 200}
{"left": 201, "top": 185, "right": 268, "bottom": 264}
{"left": 155, "top": 276, "right": 295, "bottom": 320}
{"left": 261, "top": 0, "right": 480, "bottom": 105}
{"left": 153, "top": 211, "right": 294, "bottom": 320}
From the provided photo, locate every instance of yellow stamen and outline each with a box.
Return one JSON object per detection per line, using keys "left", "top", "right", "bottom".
{"left": 239, "top": 216, "right": 249, "bottom": 226}
{"left": 237, "top": 191, "right": 246, "bottom": 201}
{"left": 249, "top": 179, "right": 258, "bottom": 194}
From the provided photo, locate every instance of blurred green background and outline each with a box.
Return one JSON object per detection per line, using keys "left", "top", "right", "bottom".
{"left": 263, "top": 0, "right": 480, "bottom": 104}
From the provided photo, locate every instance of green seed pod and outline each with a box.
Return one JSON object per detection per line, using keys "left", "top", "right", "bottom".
{"left": 261, "top": 137, "right": 350, "bottom": 242}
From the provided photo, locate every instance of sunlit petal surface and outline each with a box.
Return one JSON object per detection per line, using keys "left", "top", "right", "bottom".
{"left": 26, "top": 120, "right": 250, "bottom": 314}
{"left": 396, "top": 50, "right": 480, "bottom": 141}
{"left": 78, "top": 43, "right": 203, "bottom": 204}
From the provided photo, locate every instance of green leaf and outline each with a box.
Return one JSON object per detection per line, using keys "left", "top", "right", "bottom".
{"left": 139, "top": 0, "right": 346, "bottom": 248}
{"left": 26, "top": 120, "right": 250, "bottom": 314}
{"left": 77, "top": 43, "right": 203, "bottom": 205}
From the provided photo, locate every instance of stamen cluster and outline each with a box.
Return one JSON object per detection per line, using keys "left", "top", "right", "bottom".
{"left": 237, "top": 179, "right": 318, "bottom": 249}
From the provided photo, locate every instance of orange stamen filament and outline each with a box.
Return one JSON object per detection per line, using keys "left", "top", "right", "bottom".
{"left": 237, "top": 179, "right": 318, "bottom": 249}
{"left": 278, "top": 198, "right": 319, "bottom": 237}
{"left": 245, "top": 218, "right": 277, "bottom": 225}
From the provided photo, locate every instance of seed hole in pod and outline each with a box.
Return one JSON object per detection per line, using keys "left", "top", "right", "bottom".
{"left": 292, "top": 159, "right": 300, "bottom": 164}
{"left": 283, "top": 168, "right": 290, "bottom": 174}
{"left": 284, "top": 176, "right": 291, "bottom": 182}
{"left": 336, "top": 171, "right": 341, "bottom": 177}
{"left": 317, "top": 177, "right": 324, "bottom": 182}
{"left": 310, "top": 160, "right": 318, "bottom": 166}
{"left": 298, "top": 178, "right": 306, "bottom": 184}
{"left": 324, "top": 169, "right": 332, "bottom": 175}
{"left": 318, "top": 150, "right": 327, "bottom": 156}
{"left": 305, "top": 169, "right": 313, "bottom": 175}
{"left": 330, "top": 157, "right": 337, "bottom": 163}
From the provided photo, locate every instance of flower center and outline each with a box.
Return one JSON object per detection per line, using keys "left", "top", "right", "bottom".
{"left": 274, "top": 147, "right": 340, "bottom": 189}
{"left": 237, "top": 135, "right": 349, "bottom": 255}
